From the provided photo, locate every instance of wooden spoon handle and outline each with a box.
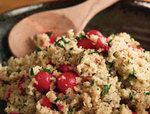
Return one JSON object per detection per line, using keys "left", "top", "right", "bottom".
{"left": 53, "top": 0, "right": 119, "bottom": 32}
{"left": 0, "top": 0, "right": 57, "bottom": 13}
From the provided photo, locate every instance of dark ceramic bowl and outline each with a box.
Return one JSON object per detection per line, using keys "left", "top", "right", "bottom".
{"left": 0, "top": 1, "right": 150, "bottom": 113}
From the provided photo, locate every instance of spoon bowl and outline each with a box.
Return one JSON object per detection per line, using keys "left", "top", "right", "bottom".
{"left": 9, "top": 12, "right": 75, "bottom": 57}
{"left": 8, "top": 0, "right": 119, "bottom": 57}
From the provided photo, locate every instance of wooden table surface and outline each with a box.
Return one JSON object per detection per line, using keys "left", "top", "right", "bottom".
{"left": 0, "top": 0, "right": 58, "bottom": 13}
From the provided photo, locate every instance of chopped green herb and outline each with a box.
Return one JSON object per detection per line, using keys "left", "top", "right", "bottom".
{"left": 108, "top": 39, "right": 113, "bottom": 47}
{"left": 54, "top": 98, "right": 60, "bottom": 103}
{"left": 144, "top": 91, "right": 150, "bottom": 95}
{"left": 128, "top": 69, "right": 136, "bottom": 80}
{"left": 76, "top": 34, "right": 86, "bottom": 41}
{"left": 51, "top": 103, "right": 58, "bottom": 111}
{"left": 35, "top": 47, "right": 42, "bottom": 53}
{"left": 62, "top": 37, "right": 69, "bottom": 43}
{"left": 30, "top": 68, "right": 34, "bottom": 76}
{"left": 103, "top": 84, "right": 111, "bottom": 95}
{"left": 90, "top": 80, "right": 95, "bottom": 86}
{"left": 45, "top": 31, "right": 52, "bottom": 37}
{"left": 128, "top": 74, "right": 136, "bottom": 80}
{"left": 42, "top": 68, "right": 51, "bottom": 73}
{"left": 129, "top": 92, "right": 133, "bottom": 100}
{"left": 56, "top": 43, "right": 64, "bottom": 48}
{"left": 55, "top": 37, "right": 69, "bottom": 48}
{"left": 68, "top": 106, "right": 75, "bottom": 114}
{"left": 63, "top": 95, "right": 69, "bottom": 100}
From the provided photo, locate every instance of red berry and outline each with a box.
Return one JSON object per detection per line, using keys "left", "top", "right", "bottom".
{"left": 49, "top": 34, "right": 57, "bottom": 44}
{"left": 132, "top": 112, "right": 137, "bottom": 114}
{"left": 56, "top": 103, "right": 64, "bottom": 110}
{"left": 77, "top": 38, "right": 95, "bottom": 49}
{"left": 95, "top": 38, "right": 109, "bottom": 52}
{"left": 9, "top": 112, "right": 19, "bottom": 114}
{"left": 58, "top": 64, "right": 73, "bottom": 72}
{"left": 57, "top": 72, "right": 77, "bottom": 92}
{"left": 87, "top": 30, "right": 109, "bottom": 52}
{"left": 40, "top": 97, "right": 51, "bottom": 108}
{"left": 78, "top": 30, "right": 109, "bottom": 51}
{"left": 87, "top": 30, "right": 103, "bottom": 38}
{"left": 34, "top": 71, "right": 52, "bottom": 94}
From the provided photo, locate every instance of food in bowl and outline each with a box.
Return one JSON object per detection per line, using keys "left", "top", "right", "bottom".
{"left": 0, "top": 30, "right": 149, "bottom": 114}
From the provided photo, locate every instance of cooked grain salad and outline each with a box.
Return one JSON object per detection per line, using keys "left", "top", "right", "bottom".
{"left": 0, "top": 30, "right": 149, "bottom": 114}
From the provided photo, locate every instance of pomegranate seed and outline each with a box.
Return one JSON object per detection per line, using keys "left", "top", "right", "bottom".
{"left": 40, "top": 97, "right": 51, "bottom": 108}
{"left": 34, "top": 71, "right": 52, "bottom": 94}
{"left": 77, "top": 38, "right": 95, "bottom": 49}
{"left": 86, "top": 30, "right": 109, "bottom": 52}
{"left": 95, "top": 38, "right": 109, "bottom": 52}
{"left": 49, "top": 34, "right": 57, "bottom": 44}
{"left": 57, "top": 72, "right": 77, "bottom": 93}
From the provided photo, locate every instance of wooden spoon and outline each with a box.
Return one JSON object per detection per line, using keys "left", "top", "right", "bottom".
{"left": 9, "top": 0, "right": 119, "bottom": 57}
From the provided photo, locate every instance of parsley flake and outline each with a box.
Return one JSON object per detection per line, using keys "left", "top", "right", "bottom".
{"left": 35, "top": 47, "right": 42, "bottom": 54}
{"left": 63, "top": 95, "right": 69, "bottom": 100}
{"left": 42, "top": 68, "right": 51, "bottom": 73}
{"left": 55, "top": 37, "right": 69, "bottom": 48}
{"left": 30, "top": 68, "right": 34, "bottom": 76}
{"left": 54, "top": 98, "right": 60, "bottom": 103}
{"left": 144, "top": 91, "right": 150, "bottom": 95}
{"left": 103, "top": 84, "right": 111, "bottom": 95}
{"left": 128, "top": 69, "right": 136, "bottom": 80}
{"left": 108, "top": 39, "right": 113, "bottom": 47}
{"left": 76, "top": 34, "right": 86, "bottom": 41}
